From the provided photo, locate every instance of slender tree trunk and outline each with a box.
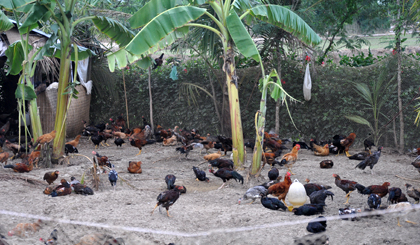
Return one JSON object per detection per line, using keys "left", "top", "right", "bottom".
{"left": 225, "top": 42, "right": 244, "bottom": 168}
{"left": 275, "top": 48, "right": 282, "bottom": 135}
{"left": 148, "top": 66, "right": 154, "bottom": 132}
{"left": 396, "top": 1, "right": 404, "bottom": 153}
{"left": 208, "top": 70, "right": 222, "bottom": 132}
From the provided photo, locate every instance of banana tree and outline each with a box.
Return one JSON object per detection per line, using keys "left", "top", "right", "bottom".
{"left": 1, "top": 0, "right": 135, "bottom": 162}
{"left": 107, "top": 0, "right": 320, "bottom": 168}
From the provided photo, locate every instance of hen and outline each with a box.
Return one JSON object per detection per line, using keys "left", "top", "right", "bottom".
{"left": 340, "top": 133, "right": 356, "bottom": 157}
{"left": 92, "top": 151, "right": 111, "bottom": 168}
{"left": 4, "top": 157, "right": 33, "bottom": 173}
{"left": 292, "top": 204, "right": 324, "bottom": 216}
{"left": 43, "top": 170, "right": 59, "bottom": 185}
{"left": 304, "top": 179, "right": 332, "bottom": 196}
{"left": 33, "top": 130, "right": 56, "bottom": 149}
{"left": 0, "top": 152, "right": 9, "bottom": 165}
{"left": 306, "top": 216, "right": 327, "bottom": 233}
{"left": 319, "top": 160, "right": 333, "bottom": 169}
{"left": 50, "top": 179, "right": 72, "bottom": 197}
{"left": 309, "top": 189, "right": 334, "bottom": 206}
{"left": 359, "top": 182, "right": 390, "bottom": 198}
{"left": 262, "top": 149, "right": 282, "bottom": 168}
{"left": 388, "top": 187, "right": 408, "bottom": 204}
{"left": 64, "top": 144, "right": 78, "bottom": 156}
{"left": 114, "top": 137, "right": 125, "bottom": 147}
{"left": 128, "top": 126, "right": 150, "bottom": 155}
{"left": 71, "top": 177, "right": 94, "bottom": 195}
{"left": 387, "top": 202, "right": 417, "bottom": 227}
{"left": 355, "top": 146, "right": 383, "bottom": 174}
{"left": 364, "top": 139, "right": 375, "bottom": 154}
{"left": 151, "top": 188, "right": 183, "bottom": 217}
{"left": 208, "top": 158, "right": 233, "bottom": 169}
{"left": 109, "top": 166, "right": 118, "bottom": 191}
{"left": 217, "top": 136, "right": 233, "bottom": 156}
{"left": 209, "top": 167, "right": 244, "bottom": 189}
{"left": 367, "top": 193, "right": 381, "bottom": 209}
{"left": 90, "top": 132, "right": 103, "bottom": 149}
{"left": 333, "top": 174, "right": 365, "bottom": 204}
{"left": 127, "top": 161, "right": 142, "bottom": 174}
{"left": 268, "top": 167, "right": 279, "bottom": 181}
{"left": 260, "top": 193, "right": 287, "bottom": 211}
{"left": 192, "top": 166, "right": 209, "bottom": 182}
{"left": 7, "top": 219, "right": 42, "bottom": 237}
{"left": 5, "top": 140, "right": 31, "bottom": 158}
{"left": 313, "top": 144, "right": 330, "bottom": 156}
{"left": 267, "top": 172, "right": 292, "bottom": 206}
{"left": 405, "top": 184, "right": 420, "bottom": 203}
{"left": 411, "top": 153, "right": 420, "bottom": 174}
{"left": 279, "top": 144, "right": 301, "bottom": 175}
{"left": 203, "top": 151, "right": 222, "bottom": 161}
{"left": 348, "top": 151, "right": 369, "bottom": 160}
{"left": 66, "top": 135, "right": 81, "bottom": 147}
{"left": 238, "top": 185, "right": 268, "bottom": 204}
{"left": 40, "top": 229, "right": 58, "bottom": 245}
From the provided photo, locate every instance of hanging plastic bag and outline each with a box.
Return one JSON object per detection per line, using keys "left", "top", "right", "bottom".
{"left": 303, "top": 63, "right": 312, "bottom": 101}
{"left": 169, "top": 65, "right": 178, "bottom": 81}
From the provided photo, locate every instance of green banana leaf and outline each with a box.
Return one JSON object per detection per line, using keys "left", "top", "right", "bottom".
{"left": 0, "top": 0, "right": 35, "bottom": 12}
{"left": 18, "top": 2, "right": 55, "bottom": 34}
{"left": 15, "top": 84, "right": 37, "bottom": 100}
{"left": 129, "top": 0, "right": 184, "bottom": 29}
{"left": 92, "top": 16, "right": 135, "bottom": 47}
{"left": 5, "top": 40, "right": 32, "bottom": 75}
{"left": 0, "top": 12, "right": 14, "bottom": 31}
{"left": 345, "top": 115, "right": 373, "bottom": 131}
{"left": 136, "top": 57, "right": 153, "bottom": 69}
{"left": 226, "top": 9, "right": 260, "bottom": 62}
{"left": 52, "top": 43, "right": 95, "bottom": 61}
{"left": 249, "top": 4, "right": 321, "bottom": 46}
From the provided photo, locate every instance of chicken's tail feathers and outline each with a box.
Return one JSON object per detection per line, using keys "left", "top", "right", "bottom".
{"left": 355, "top": 184, "right": 366, "bottom": 193}
{"left": 3, "top": 164, "right": 14, "bottom": 169}
{"left": 348, "top": 154, "right": 357, "bottom": 160}
{"left": 232, "top": 171, "right": 244, "bottom": 184}
{"left": 355, "top": 160, "right": 367, "bottom": 170}
{"left": 388, "top": 189, "right": 396, "bottom": 203}
{"left": 279, "top": 159, "right": 287, "bottom": 166}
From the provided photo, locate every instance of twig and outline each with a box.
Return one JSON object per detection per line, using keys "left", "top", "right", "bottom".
{"left": 395, "top": 175, "right": 420, "bottom": 183}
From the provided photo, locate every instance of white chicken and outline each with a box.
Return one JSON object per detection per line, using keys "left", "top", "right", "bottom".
{"left": 238, "top": 186, "right": 268, "bottom": 204}
{"left": 387, "top": 202, "right": 417, "bottom": 227}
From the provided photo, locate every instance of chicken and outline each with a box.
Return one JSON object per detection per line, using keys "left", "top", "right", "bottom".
{"left": 115, "top": 115, "right": 126, "bottom": 132}
{"left": 209, "top": 167, "right": 244, "bottom": 189}
{"left": 348, "top": 151, "right": 369, "bottom": 160}
{"left": 0, "top": 152, "right": 9, "bottom": 165}
{"left": 43, "top": 170, "right": 59, "bottom": 185}
{"left": 152, "top": 53, "right": 164, "bottom": 70}
{"left": 201, "top": 141, "right": 215, "bottom": 154}
{"left": 340, "top": 133, "right": 356, "bottom": 157}
{"left": 355, "top": 146, "right": 383, "bottom": 174}
{"left": 40, "top": 229, "right": 58, "bottom": 245}
{"left": 262, "top": 149, "right": 282, "bottom": 168}
{"left": 176, "top": 144, "right": 193, "bottom": 158}
{"left": 151, "top": 188, "right": 183, "bottom": 217}
{"left": 100, "top": 131, "right": 113, "bottom": 146}
{"left": 260, "top": 193, "right": 287, "bottom": 211}
{"left": 112, "top": 131, "right": 128, "bottom": 139}
{"left": 309, "top": 189, "right": 334, "bottom": 206}
{"left": 4, "top": 158, "right": 33, "bottom": 173}
{"left": 319, "top": 160, "right": 333, "bottom": 169}
{"left": 92, "top": 151, "right": 111, "bottom": 168}
{"left": 306, "top": 216, "right": 327, "bottom": 233}
{"left": 128, "top": 126, "right": 149, "bottom": 155}
{"left": 279, "top": 144, "right": 301, "bottom": 175}
{"left": 5, "top": 140, "right": 30, "bottom": 158}
{"left": 267, "top": 172, "right": 292, "bottom": 206}
{"left": 71, "top": 177, "right": 94, "bottom": 195}
{"left": 50, "top": 179, "right": 72, "bottom": 197}
{"left": 108, "top": 166, "right": 118, "bottom": 191}
{"left": 165, "top": 174, "right": 176, "bottom": 190}
{"left": 90, "top": 132, "right": 103, "bottom": 149}
{"left": 313, "top": 144, "right": 330, "bottom": 156}
{"left": 331, "top": 134, "right": 346, "bottom": 154}
{"left": 333, "top": 174, "right": 365, "bottom": 204}
{"left": 192, "top": 166, "right": 209, "bottom": 182}
{"left": 264, "top": 138, "right": 283, "bottom": 153}
{"left": 33, "top": 130, "right": 56, "bottom": 149}
{"left": 268, "top": 167, "right": 279, "bottom": 181}
{"left": 338, "top": 207, "right": 362, "bottom": 221}
{"left": 208, "top": 158, "right": 233, "bottom": 169}
{"left": 203, "top": 150, "right": 222, "bottom": 161}
{"left": 163, "top": 135, "right": 177, "bottom": 146}
{"left": 238, "top": 185, "right": 268, "bottom": 204}
{"left": 359, "top": 182, "right": 390, "bottom": 198}
{"left": 368, "top": 194, "right": 381, "bottom": 209}
{"left": 364, "top": 139, "right": 375, "bottom": 155}
{"left": 405, "top": 183, "right": 420, "bottom": 203}
{"left": 64, "top": 144, "right": 78, "bottom": 156}
{"left": 260, "top": 176, "right": 281, "bottom": 189}
{"left": 66, "top": 135, "right": 81, "bottom": 147}
{"left": 293, "top": 141, "right": 311, "bottom": 150}
{"left": 217, "top": 135, "right": 233, "bottom": 156}
{"left": 292, "top": 204, "right": 324, "bottom": 216}
{"left": 75, "top": 233, "right": 123, "bottom": 245}
{"left": 114, "top": 137, "right": 125, "bottom": 147}
{"left": 304, "top": 179, "right": 332, "bottom": 196}
{"left": 411, "top": 157, "right": 420, "bottom": 174}
{"left": 7, "top": 219, "right": 42, "bottom": 237}
{"left": 127, "top": 161, "right": 142, "bottom": 174}
{"left": 388, "top": 187, "right": 408, "bottom": 204}
{"left": 387, "top": 202, "right": 417, "bottom": 227}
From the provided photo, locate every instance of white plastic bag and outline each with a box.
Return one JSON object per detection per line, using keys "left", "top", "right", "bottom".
{"left": 303, "top": 63, "right": 312, "bottom": 101}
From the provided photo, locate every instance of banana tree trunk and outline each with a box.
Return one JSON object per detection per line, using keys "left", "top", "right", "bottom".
{"left": 52, "top": 43, "right": 72, "bottom": 162}
{"left": 251, "top": 81, "right": 268, "bottom": 175}
{"left": 29, "top": 96, "right": 43, "bottom": 140}
{"left": 225, "top": 42, "right": 244, "bottom": 168}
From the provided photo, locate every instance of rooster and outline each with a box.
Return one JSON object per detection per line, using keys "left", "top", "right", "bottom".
{"left": 355, "top": 146, "right": 383, "bottom": 174}
{"left": 279, "top": 144, "right": 301, "bottom": 175}
{"left": 209, "top": 167, "right": 243, "bottom": 189}
{"left": 151, "top": 187, "right": 183, "bottom": 218}
{"left": 333, "top": 174, "right": 365, "bottom": 204}
{"left": 267, "top": 172, "right": 292, "bottom": 207}
{"left": 128, "top": 126, "right": 150, "bottom": 155}
{"left": 340, "top": 133, "right": 356, "bottom": 157}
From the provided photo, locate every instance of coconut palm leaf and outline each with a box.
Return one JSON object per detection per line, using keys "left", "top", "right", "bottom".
{"left": 345, "top": 115, "right": 374, "bottom": 131}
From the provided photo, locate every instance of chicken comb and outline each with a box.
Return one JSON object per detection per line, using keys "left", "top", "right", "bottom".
{"left": 286, "top": 172, "right": 291, "bottom": 176}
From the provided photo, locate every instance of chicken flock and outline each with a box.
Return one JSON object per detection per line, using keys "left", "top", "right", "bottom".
{"left": 0, "top": 115, "right": 419, "bottom": 245}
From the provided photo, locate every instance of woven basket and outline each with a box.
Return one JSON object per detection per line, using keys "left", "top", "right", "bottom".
{"left": 37, "top": 85, "right": 90, "bottom": 137}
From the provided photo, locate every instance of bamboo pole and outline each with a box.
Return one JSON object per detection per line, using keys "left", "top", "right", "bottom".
{"left": 122, "top": 69, "right": 130, "bottom": 129}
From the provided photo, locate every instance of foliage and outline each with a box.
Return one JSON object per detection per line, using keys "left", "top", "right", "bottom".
{"left": 339, "top": 48, "right": 377, "bottom": 67}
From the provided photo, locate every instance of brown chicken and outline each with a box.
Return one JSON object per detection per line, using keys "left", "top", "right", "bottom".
{"left": 279, "top": 144, "right": 301, "bottom": 175}
{"left": 264, "top": 138, "right": 283, "bottom": 152}
{"left": 4, "top": 157, "right": 33, "bottom": 173}
{"left": 333, "top": 174, "right": 365, "bottom": 204}
{"left": 113, "top": 131, "right": 128, "bottom": 139}
{"left": 100, "top": 131, "right": 113, "bottom": 147}
{"left": 262, "top": 149, "right": 282, "bottom": 168}
{"left": 340, "top": 133, "right": 356, "bottom": 157}
{"left": 66, "top": 135, "right": 81, "bottom": 147}
{"left": 128, "top": 127, "right": 149, "bottom": 155}
{"left": 202, "top": 141, "right": 215, "bottom": 153}
{"left": 320, "top": 160, "right": 334, "bottom": 168}
{"left": 163, "top": 135, "right": 177, "bottom": 146}
{"left": 151, "top": 188, "right": 183, "bottom": 217}
{"left": 8, "top": 219, "right": 42, "bottom": 237}
{"left": 28, "top": 150, "right": 41, "bottom": 168}
{"left": 0, "top": 152, "right": 9, "bottom": 165}
{"left": 127, "top": 161, "right": 142, "bottom": 173}
{"left": 313, "top": 144, "right": 330, "bottom": 156}
{"left": 203, "top": 150, "right": 222, "bottom": 161}
{"left": 411, "top": 156, "right": 420, "bottom": 174}
{"left": 33, "top": 130, "right": 56, "bottom": 149}
{"left": 359, "top": 182, "right": 390, "bottom": 198}
{"left": 43, "top": 170, "right": 60, "bottom": 185}
{"left": 51, "top": 179, "right": 72, "bottom": 197}
{"left": 92, "top": 151, "right": 111, "bottom": 167}
{"left": 5, "top": 140, "right": 31, "bottom": 158}
{"left": 267, "top": 172, "right": 292, "bottom": 207}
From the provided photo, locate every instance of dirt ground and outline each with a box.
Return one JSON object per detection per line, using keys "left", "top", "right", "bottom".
{"left": 0, "top": 137, "right": 419, "bottom": 245}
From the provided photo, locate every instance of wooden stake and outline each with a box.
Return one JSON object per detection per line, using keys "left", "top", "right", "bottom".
{"left": 122, "top": 69, "right": 130, "bottom": 129}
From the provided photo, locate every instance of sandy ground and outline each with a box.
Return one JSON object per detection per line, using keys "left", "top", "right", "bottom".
{"left": 0, "top": 138, "right": 419, "bottom": 245}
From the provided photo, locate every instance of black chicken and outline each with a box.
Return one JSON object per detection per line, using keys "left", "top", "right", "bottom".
{"left": 293, "top": 141, "right": 311, "bottom": 150}
{"left": 292, "top": 204, "right": 325, "bottom": 216}
{"left": 192, "top": 166, "right": 209, "bottom": 182}
{"left": 268, "top": 167, "right": 279, "bottom": 181}
{"left": 114, "top": 137, "right": 125, "bottom": 147}
{"left": 260, "top": 193, "right": 287, "bottom": 211}
{"left": 208, "top": 158, "right": 234, "bottom": 169}
{"left": 304, "top": 179, "right": 332, "bottom": 196}
{"left": 331, "top": 135, "right": 346, "bottom": 154}
{"left": 348, "top": 151, "right": 369, "bottom": 160}
{"left": 176, "top": 144, "right": 193, "bottom": 158}
{"left": 217, "top": 136, "right": 233, "bottom": 156}
{"left": 364, "top": 139, "right": 375, "bottom": 154}
{"left": 90, "top": 132, "right": 104, "bottom": 149}
{"left": 306, "top": 216, "right": 327, "bottom": 233}
{"left": 355, "top": 146, "right": 383, "bottom": 174}
{"left": 108, "top": 166, "right": 118, "bottom": 191}
{"left": 209, "top": 167, "right": 243, "bottom": 189}
{"left": 151, "top": 187, "right": 182, "bottom": 217}
{"left": 388, "top": 187, "right": 408, "bottom": 204}
{"left": 309, "top": 189, "right": 334, "bottom": 206}
{"left": 165, "top": 174, "right": 176, "bottom": 190}
{"left": 367, "top": 194, "right": 381, "bottom": 209}
{"left": 64, "top": 144, "right": 78, "bottom": 156}
{"left": 152, "top": 53, "right": 164, "bottom": 70}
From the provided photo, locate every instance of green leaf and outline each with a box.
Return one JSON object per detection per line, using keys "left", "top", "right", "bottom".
{"left": 18, "top": 3, "right": 48, "bottom": 34}
{"left": 5, "top": 40, "right": 30, "bottom": 75}
{"left": 125, "top": 6, "right": 206, "bottom": 56}
{"left": 92, "top": 16, "right": 135, "bottom": 47}
{"left": 249, "top": 5, "right": 321, "bottom": 46}
{"left": 15, "top": 84, "right": 37, "bottom": 100}
{"left": 226, "top": 9, "right": 260, "bottom": 62}
{"left": 129, "top": 0, "right": 185, "bottom": 29}
{"left": 136, "top": 57, "right": 152, "bottom": 69}
{"left": 53, "top": 44, "right": 95, "bottom": 61}
{"left": 0, "top": 12, "right": 14, "bottom": 31}
{"left": 0, "top": 0, "right": 35, "bottom": 11}
{"left": 345, "top": 115, "right": 372, "bottom": 129}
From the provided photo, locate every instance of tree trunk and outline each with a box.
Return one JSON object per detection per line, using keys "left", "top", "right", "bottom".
{"left": 275, "top": 49, "right": 282, "bottom": 135}
{"left": 225, "top": 42, "right": 244, "bottom": 168}
{"left": 396, "top": 1, "right": 404, "bottom": 153}
{"left": 148, "top": 66, "right": 154, "bottom": 132}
